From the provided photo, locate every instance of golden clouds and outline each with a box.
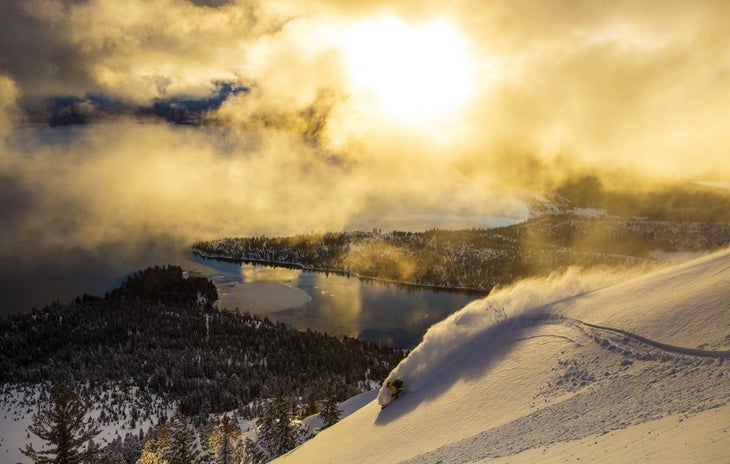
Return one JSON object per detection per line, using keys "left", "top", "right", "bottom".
{"left": 1, "top": 0, "right": 728, "bottom": 184}
{"left": 451, "top": 0, "right": 730, "bottom": 182}
{"left": 0, "top": 75, "right": 19, "bottom": 138}
{"left": 0, "top": 0, "right": 729, "bottom": 261}
{"left": 7, "top": 0, "right": 273, "bottom": 101}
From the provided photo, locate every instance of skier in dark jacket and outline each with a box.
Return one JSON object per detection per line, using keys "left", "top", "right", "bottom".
{"left": 387, "top": 379, "right": 404, "bottom": 399}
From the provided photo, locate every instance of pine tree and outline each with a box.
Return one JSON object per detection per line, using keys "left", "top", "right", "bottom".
{"left": 243, "top": 437, "right": 268, "bottom": 464}
{"left": 245, "top": 393, "right": 307, "bottom": 463}
{"left": 319, "top": 385, "right": 341, "bottom": 429}
{"left": 268, "top": 393, "right": 302, "bottom": 457}
{"left": 245, "top": 401, "right": 275, "bottom": 464}
{"left": 137, "top": 425, "right": 170, "bottom": 464}
{"left": 303, "top": 391, "right": 319, "bottom": 418}
{"left": 163, "top": 412, "right": 201, "bottom": 464}
{"left": 20, "top": 383, "right": 100, "bottom": 464}
{"left": 232, "top": 436, "right": 246, "bottom": 464}
{"left": 208, "top": 415, "right": 241, "bottom": 464}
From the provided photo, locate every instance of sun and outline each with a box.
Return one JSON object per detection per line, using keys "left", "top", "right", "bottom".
{"left": 343, "top": 16, "right": 474, "bottom": 125}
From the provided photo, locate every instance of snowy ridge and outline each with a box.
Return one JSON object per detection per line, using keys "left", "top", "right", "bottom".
{"left": 276, "top": 248, "right": 730, "bottom": 463}
{"left": 377, "top": 262, "right": 730, "bottom": 408}
{"left": 377, "top": 268, "right": 628, "bottom": 407}
{"left": 574, "top": 318, "right": 730, "bottom": 359}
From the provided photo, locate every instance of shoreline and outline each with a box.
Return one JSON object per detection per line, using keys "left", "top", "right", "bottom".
{"left": 191, "top": 249, "right": 492, "bottom": 297}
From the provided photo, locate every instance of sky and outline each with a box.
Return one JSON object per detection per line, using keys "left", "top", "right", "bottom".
{"left": 1, "top": 0, "right": 730, "bottom": 310}
{"left": 1, "top": 0, "right": 728, "bottom": 172}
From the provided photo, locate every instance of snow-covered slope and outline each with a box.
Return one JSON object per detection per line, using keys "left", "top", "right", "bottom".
{"left": 274, "top": 249, "right": 730, "bottom": 463}
{"left": 0, "top": 384, "right": 176, "bottom": 464}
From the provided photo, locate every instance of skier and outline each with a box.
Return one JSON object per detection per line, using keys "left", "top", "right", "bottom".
{"left": 386, "top": 379, "right": 404, "bottom": 399}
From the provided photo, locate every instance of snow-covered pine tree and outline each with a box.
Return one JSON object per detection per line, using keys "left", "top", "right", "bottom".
{"left": 319, "top": 385, "right": 341, "bottom": 429}
{"left": 163, "top": 412, "right": 205, "bottom": 464}
{"left": 232, "top": 436, "right": 246, "bottom": 464}
{"left": 269, "top": 394, "right": 298, "bottom": 456}
{"left": 208, "top": 415, "right": 241, "bottom": 464}
{"left": 245, "top": 392, "right": 309, "bottom": 463}
{"left": 303, "top": 391, "right": 319, "bottom": 418}
{"left": 137, "top": 424, "right": 170, "bottom": 464}
{"left": 244, "top": 436, "right": 265, "bottom": 464}
{"left": 20, "top": 383, "right": 100, "bottom": 464}
{"left": 245, "top": 400, "right": 275, "bottom": 464}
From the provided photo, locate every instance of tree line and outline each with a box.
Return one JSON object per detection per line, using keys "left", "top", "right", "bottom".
{"left": 192, "top": 215, "right": 730, "bottom": 292}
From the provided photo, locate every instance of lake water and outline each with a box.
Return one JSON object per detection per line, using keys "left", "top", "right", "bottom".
{"left": 1, "top": 123, "right": 522, "bottom": 347}
{"left": 0, "top": 246, "right": 480, "bottom": 348}
{"left": 189, "top": 255, "right": 482, "bottom": 348}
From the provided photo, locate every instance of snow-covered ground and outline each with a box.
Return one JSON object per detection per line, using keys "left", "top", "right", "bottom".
{"left": 3, "top": 250, "right": 728, "bottom": 463}
{"left": 275, "top": 248, "right": 730, "bottom": 463}
{"left": 0, "top": 384, "right": 175, "bottom": 464}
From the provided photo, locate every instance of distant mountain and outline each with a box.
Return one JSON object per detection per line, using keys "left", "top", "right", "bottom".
{"left": 274, "top": 248, "right": 730, "bottom": 463}
{"left": 21, "top": 82, "right": 248, "bottom": 126}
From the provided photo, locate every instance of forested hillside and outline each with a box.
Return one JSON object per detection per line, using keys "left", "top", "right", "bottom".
{"left": 192, "top": 215, "right": 730, "bottom": 292}
{"left": 0, "top": 266, "right": 403, "bottom": 422}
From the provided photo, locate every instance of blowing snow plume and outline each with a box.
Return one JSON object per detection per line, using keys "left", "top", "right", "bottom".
{"left": 377, "top": 268, "right": 627, "bottom": 407}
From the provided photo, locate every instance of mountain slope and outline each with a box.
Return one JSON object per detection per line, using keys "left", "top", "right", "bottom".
{"left": 274, "top": 248, "right": 730, "bottom": 463}
{"left": 556, "top": 249, "right": 730, "bottom": 350}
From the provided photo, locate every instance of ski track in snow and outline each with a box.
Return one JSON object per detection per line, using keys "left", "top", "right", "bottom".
{"left": 512, "top": 314, "right": 730, "bottom": 360}
{"left": 573, "top": 318, "right": 730, "bottom": 359}
{"left": 400, "top": 317, "right": 730, "bottom": 464}
{"left": 402, "top": 360, "right": 730, "bottom": 464}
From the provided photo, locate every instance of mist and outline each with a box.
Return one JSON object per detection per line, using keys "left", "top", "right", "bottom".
{"left": 1, "top": 0, "right": 729, "bottom": 312}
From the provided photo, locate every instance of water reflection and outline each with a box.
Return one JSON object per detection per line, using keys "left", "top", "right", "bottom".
{"left": 192, "top": 255, "right": 479, "bottom": 348}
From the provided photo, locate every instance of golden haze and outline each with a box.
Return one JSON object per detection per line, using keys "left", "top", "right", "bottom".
{"left": 0, "top": 0, "right": 729, "bottom": 262}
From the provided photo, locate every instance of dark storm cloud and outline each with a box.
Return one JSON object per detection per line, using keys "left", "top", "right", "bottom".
{"left": 0, "top": 2, "right": 95, "bottom": 97}
{"left": 0, "top": 0, "right": 270, "bottom": 102}
{"left": 189, "top": 0, "right": 235, "bottom": 7}
{"left": 0, "top": 174, "right": 31, "bottom": 233}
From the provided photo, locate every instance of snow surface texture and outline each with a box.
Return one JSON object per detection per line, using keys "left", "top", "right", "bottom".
{"left": 276, "top": 248, "right": 730, "bottom": 463}
{"left": 0, "top": 384, "right": 175, "bottom": 464}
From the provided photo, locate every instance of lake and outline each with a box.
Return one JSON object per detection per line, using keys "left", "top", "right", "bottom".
{"left": 0, "top": 246, "right": 480, "bottom": 348}
{"left": 1, "top": 122, "right": 524, "bottom": 347}
{"left": 188, "top": 254, "right": 483, "bottom": 348}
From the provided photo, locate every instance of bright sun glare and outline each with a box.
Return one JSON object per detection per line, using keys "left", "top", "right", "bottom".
{"left": 344, "top": 16, "right": 474, "bottom": 125}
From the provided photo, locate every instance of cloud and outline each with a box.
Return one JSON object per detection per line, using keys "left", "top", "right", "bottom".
{"left": 2, "top": 1, "right": 728, "bottom": 187}
{"left": 1, "top": 0, "right": 728, "bottom": 184}
{"left": 0, "top": 0, "right": 281, "bottom": 101}
{"left": 453, "top": 0, "right": 730, "bottom": 183}
{"left": 0, "top": 74, "right": 18, "bottom": 137}
{"left": 1, "top": 0, "right": 729, "bottom": 294}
